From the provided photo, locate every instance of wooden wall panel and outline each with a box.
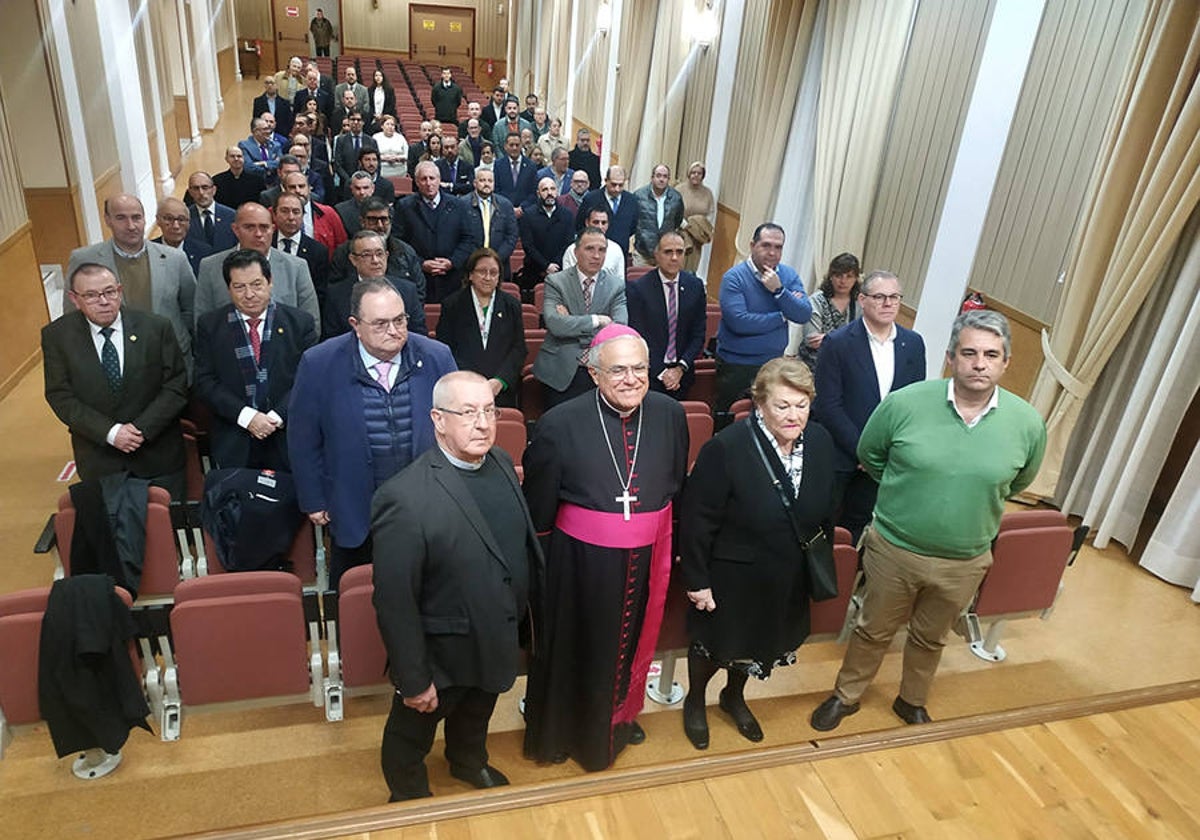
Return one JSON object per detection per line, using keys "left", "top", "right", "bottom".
{"left": 0, "top": 224, "right": 49, "bottom": 400}
{"left": 707, "top": 203, "right": 741, "bottom": 297}
{"left": 92, "top": 166, "right": 123, "bottom": 227}
{"left": 217, "top": 46, "right": 236, "bottom": 94}
{"left": 24, "top": 187, "right": 82, "bottom": 269}
{"left": 174, "top": 96, "right": 192, "bottom": 145}
{"left": 163, "top": 107, "right": 182, "bottom": 176}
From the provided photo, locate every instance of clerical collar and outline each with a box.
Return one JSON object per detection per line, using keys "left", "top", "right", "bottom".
{"left": 598, "top": 391, "right": 638, "bottom": 419}
{"left": 440, "top": 445, "right": 485, "bottom": 471}
{"left": 113, "top": 241, "right": 147, "bottom": 259}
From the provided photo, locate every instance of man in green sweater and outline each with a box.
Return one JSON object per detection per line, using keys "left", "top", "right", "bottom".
{"left": 811, "top": 309, "right": 1046, "bottom": 731}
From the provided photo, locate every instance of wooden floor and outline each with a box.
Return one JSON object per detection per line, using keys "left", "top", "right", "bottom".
{"left": 2, "top": 77, "right": 1200, "bottom": 839}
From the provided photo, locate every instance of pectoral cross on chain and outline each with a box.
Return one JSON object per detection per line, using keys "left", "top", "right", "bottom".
{"left": 615, "top": 489, "right": 638, "bottom": 521}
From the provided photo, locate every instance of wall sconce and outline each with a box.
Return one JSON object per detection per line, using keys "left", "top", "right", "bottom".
{"left": 688, "top": 4, "right": 718, "bottom": 49}
{"left": 596, "top": 1, "right": 612, "bottom": 35}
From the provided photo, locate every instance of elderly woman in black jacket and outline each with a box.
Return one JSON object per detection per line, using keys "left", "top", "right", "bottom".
{"left": 679, "top": 357, "right": 835, "bottom": 748}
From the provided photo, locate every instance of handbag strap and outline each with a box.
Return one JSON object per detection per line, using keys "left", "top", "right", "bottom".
{"left": 747, "top": 420, "right": 823, "bottom": 548}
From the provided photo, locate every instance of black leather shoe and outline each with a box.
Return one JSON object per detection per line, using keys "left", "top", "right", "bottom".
{"left": 627, "top": 720, "right": 646, "bottom": 744}
{"left": 718, "top": 688, "right": 763, "bottom": 742}
{"left": 683, "top": 698, "right": 709, "bottom": 750}
{"left": 892, "top": 696, "right": 932, "bottom": 725}
{"left": 449, "top": 764, "right": 510, "bottom": 789}
{"left": 810, "top": 695, "right": 860, "bottom": 732}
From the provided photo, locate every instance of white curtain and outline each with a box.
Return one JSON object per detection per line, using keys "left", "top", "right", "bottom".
{"left": 1055, "top": 205, "right": 1200, "bottom": 553}
{"left": 1141, "top": 445, "right": 1200, "bottom": 601}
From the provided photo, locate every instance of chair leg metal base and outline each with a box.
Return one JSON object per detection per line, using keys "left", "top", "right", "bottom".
{"left": 645, "top": 677, "right": 684, "bottom": 705}
{"left": 970, "top": 640, "right": 1007, "bottom": 662}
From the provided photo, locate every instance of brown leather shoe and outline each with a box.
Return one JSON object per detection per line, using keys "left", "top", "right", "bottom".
{"left": 810, "top": 695, "right": 860, "bottom": 732}
{"left": 892, "top": 696, "right": 932, "bottom": 725}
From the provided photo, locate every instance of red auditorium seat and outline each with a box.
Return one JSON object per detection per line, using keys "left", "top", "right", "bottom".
{"left": 959, "top": 509, "right": 1079, "bottom": 662}
{"left": 166, "top": 572, "right": 322, "bottom": 732}
{"left": 54, "top": 486, "right": 181, "bottom": 600}
{"left": 524, "top": 329, "right": 545, "bottom": 368}
{"left": 424, "top": 303, "right": 441, "bottom": 337}
{"left": 0, "top": 585, "right": 138, "bottom": 751}
{"left": 500, "top": 281, "right": 521, "bottom": 299}
{"left": 689, "top": 365, "right": 716, "bottom": 408}
{"left": 519, "top": 372, "right": 544, "bottom": 421}
{"left": 685, "top": 412, "right": 713, "bottom": 471}
{"left": 627, "top": 264, "right": 653, "bottom": 281}
{"left": 679, "top": 400, "right": 710, "bottom": 417}
{"left": 494, "top": 418, "right": 528, "bottom": 481}
{"left": 324, "top": 565, "right": 389, "bottom": 721}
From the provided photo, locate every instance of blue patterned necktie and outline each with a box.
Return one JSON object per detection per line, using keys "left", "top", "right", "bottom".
{"left": 100, "top": 327, "right": 121, "bottom": 392}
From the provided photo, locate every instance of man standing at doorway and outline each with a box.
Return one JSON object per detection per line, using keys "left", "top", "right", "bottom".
{"left": 310, "top": 9, "right": 335, "bottom": 58}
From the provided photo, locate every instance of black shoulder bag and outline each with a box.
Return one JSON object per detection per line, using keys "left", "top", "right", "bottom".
{"left": 748, "top": 423, "right": 838, "bottom": 601}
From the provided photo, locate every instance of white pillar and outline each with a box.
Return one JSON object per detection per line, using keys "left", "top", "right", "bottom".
{"left": 189, "top": 0, "right": 221, "bottom": 129}
{"left": 95, "top": 0, "right": 157, "bottom": 210}
{"left": 227, "top": 0, "right": 242, "bottom": 82}
{"left": 175, "top": 0, "right": 202, "bottom": 147}
{"left": 696, "top": 0, "right": 746, "bottom": 280}
{"left": 137, "top": 1, "right": 175, "bottom": 196}
{"left": 41, "top": 0, "right": 102, "bottom": 242}
{"left": 564, "top": 0, "right": 580, "bottom": 132}
{"left": 599, "top": 0, "right": 623, "bottom": 171}
{"left": 912, "top": 0, "right": 1046, "bottom": 376}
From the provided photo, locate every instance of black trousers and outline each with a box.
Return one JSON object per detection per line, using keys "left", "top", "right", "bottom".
{"left": 329, "top": 536, "right": 372, "bottom": 592}
{"left": 381, "top": 685, "right": 498, "bottom": 801}
{"left": 542, "top": 366, "right": 595, "bottom": 410}
{"left": 714, "top": 357, "right": 760, "bottom": 414}
{"left": 832, "top": 468, "right": 879, "bottom": 545}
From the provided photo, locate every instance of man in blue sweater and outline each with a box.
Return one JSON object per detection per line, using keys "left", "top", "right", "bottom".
{"left": 714, "top": 223, "right": 811, "bottom": 412}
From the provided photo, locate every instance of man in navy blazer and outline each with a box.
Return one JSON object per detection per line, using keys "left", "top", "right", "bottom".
{"left": 491, "top": 133, "right": 538, "bottom": 210}
{"left": 193, "top": 250, "right": 318, "bottom": 470}
{"left": 186, "top": 172, "right": 238, "bottom": 252}
{"left": 813, "top": 270, "right": 926, "bottom": 539}
{"left": 288, "top": 279, "right": 456, "bottom": 588}
{"left": 625, "top": 232, "right": 707, "bottom": 400}
{"left": 393, "top": 161, "right": 482, "bottom": 303}
{"left": 461, "top": 169, "right": 517, "bottom": 280}
{"left": 153, "top": 197, "right": 211, "bottom": 277}
{"left": 575, "top": 166, "right": 638, "bottom": 260}
{"left": 252, "top": 76, "right": 294, "bottom": 137}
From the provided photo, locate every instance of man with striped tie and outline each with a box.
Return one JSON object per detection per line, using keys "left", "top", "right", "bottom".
{"left": 625, "top": 231, "right": 707, "bottom": 400}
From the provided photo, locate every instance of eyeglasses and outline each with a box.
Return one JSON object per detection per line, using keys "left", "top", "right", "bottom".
{"left": 352, "top": 249, "right": 387, "bottom": 260}
{"left": 863, "top": 293, "right": 903, "bottom": 305}
{"left": 230, "top": 280, "right": 268, "bottom": 294}
{"left": 598, "top": 363, "right": 650, "bottom": 380}
{"left": 436, "top": 405, "right": 499, "bottom": 423}
{"left": 158, "top": 215, "right": 189, "bottom": 224}
{"left": 363, "top": 216, "right": 391, "bottom": 227}
{"left": 73, "top": 286, "right": 122, "bottom": 303}
{"left": 471, "top": 268, "right": 501, "bottom": 278}
{"left": 362, "top": 314, "right": 409, "bottom": 333}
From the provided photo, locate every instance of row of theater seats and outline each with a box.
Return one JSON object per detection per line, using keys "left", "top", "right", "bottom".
{"left": 1, "top": 508, "right": 1083, "bottom": 756}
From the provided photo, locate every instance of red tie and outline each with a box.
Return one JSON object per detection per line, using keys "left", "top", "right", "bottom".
{"left": 248, "top": 317, "right": 262, "bottom": 364}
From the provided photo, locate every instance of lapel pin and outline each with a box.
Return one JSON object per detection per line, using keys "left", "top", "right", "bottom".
{"left": 497, "top": 311, "right": 503, "bottom": 318}
{"left": 417, "top": 359, "right": 423, "bottom": 368}
{"left": 129, "top": 334, "right": 138, "bottom": 342}
{"left": 277, "top": 327, "right": 284, "bottom": 334}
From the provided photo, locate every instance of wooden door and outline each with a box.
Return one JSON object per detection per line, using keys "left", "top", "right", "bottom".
{"left": 409, "top": 5, "right": 475, "bottom": 68}
{"left": 272, "top": 0, "right": 309, "bottom": 64}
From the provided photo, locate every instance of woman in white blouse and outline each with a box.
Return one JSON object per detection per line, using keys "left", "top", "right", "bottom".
{"left": 373, "top": 116, "right": 409, "bottom": 179}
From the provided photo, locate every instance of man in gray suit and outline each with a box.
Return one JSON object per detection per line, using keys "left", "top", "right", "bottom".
{"left": 66, "top": 193, "right": 196, "bottom": 376}
{"left": 332, "top": 65, "right": 368, "bottom": 114}
{"left": 533, "top": 227, "right": 628, "bottom": 408}
{"left": 193, "top": 202, "right": 320, "bottom": 328}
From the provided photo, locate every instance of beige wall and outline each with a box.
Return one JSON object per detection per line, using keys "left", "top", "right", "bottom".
{"left": 0, "top": 3, "right": 68, "bottom": 190}
{"left": 65, "top": 0, "right": 119, "bottom": 178}
{"left": 234, "top": 0, "right": 272, "bottom": 45}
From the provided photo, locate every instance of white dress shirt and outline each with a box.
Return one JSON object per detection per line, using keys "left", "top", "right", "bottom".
{"left": 866, "top": 323, "right": 897, "bottom": 402}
